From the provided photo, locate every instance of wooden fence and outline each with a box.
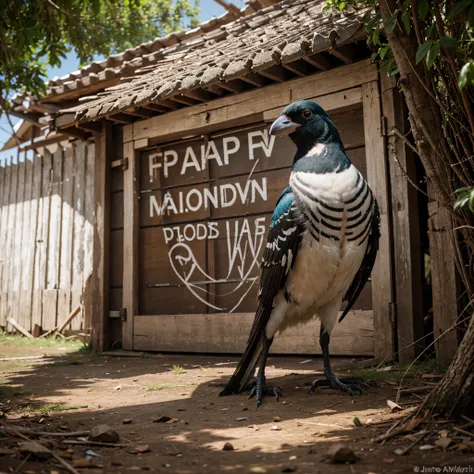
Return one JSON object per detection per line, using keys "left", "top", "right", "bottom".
{"left": 0, "top": 141, "right": 94, "bottom": 334}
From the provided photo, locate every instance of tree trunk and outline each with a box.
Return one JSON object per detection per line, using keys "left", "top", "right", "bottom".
{"left": 419, "top": 312, "right": 474, "bottom": 418}
{"left": 380, "top": 0, "right": 474, "bottom": 417}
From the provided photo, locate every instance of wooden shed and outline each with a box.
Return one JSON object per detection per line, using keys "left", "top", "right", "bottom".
{"left": 3, "top": 0, "right": 458, "bottom": 364}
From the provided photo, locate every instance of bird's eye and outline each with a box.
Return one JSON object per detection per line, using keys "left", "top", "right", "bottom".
{"left": 302, "top": 109, "right": 313, "bottom": 119}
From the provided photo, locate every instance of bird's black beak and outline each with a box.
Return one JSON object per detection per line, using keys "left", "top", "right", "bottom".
{"left": 269, "top": 115, "right": 301, "bottom": 136}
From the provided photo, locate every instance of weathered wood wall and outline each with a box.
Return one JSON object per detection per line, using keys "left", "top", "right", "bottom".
{"left": 0, "top": 142, "right": 94, "bottom": 333}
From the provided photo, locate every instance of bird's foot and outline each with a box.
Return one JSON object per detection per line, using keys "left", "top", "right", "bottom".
{"left": 247, "top": 373, "right": 282, "bottom": 407}
{"left": 308, "top": 375, "right": 373, "bottom": 396}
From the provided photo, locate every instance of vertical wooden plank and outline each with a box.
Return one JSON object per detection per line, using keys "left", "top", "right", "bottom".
{"left": 71, "top": 141, "right": 86, "bottom": 330}
{"left": 58, "top": 146, "right": 74, "bottom": 328}
{"left": 32, "top": 152, "right": 52, "bottom": 331}
{"left": 44, "top": 148, "right": 63, "bottom": 329}
{"left": 380, "top": 75, "right": 424, "bottom": 362}
{"left": 428, "top": 201, "right": 459, "bottom": 365}
{"left": 18, "top": 156, "right": 34, "bottom": 331}
{"left": 42, "top": 289, "right": 59, "bottom": 332}
{"left": 2, "top": 158, "right": 17, "bottom": 328}
{"left": 362, "top": 80, "right": 395, "bottom": 362}
{"left": 83, "top": 143, "right": 95, "bottom": 331}
{"left": 122, "top": 140, "right": 139, "bottom": 350}
{"left": 9, "top": 158, "right": 26, "bottom": 330}
{"left": 29, "top": 153, "right": 43, "bottom": 331}
{"left": 0, "top": 159, "right": 11, "bottom": 327}
{"left": 91, "top": 122, "right": 111, "bottom": 350}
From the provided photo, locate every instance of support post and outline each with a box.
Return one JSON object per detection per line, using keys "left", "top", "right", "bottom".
{"left": 428, "top": 201, "right": 459, "bottom": 365}
{"left": 91, "top": 121, "right": 111, "bottom": 351}
{"left": 380, "top": 74, "right": 424, "bottom": 363}
{"left": 122, "top": 140, "right": 139, "bottom": 350}
{"left": 362, "top": 80, "right": 395, "bottom": 362}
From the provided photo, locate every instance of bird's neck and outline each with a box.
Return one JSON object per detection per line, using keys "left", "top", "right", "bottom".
{"left": 292, "top": 141, "right": 350, "bottom": 174}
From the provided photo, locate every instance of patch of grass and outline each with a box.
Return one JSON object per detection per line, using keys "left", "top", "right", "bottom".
{"left": 172, "top": 364, "right": 185, "bottom": 374}
{"left": 343, "top": 359, "right": 448, "bottom": 383}
{"left": 147, "top": 383, "right": 194, "bottom": 391}
{"left": 141, "top": 352, "right": 150, "bottom": 359}
{"left": 0, "top": 331, "right": 83, "bottom": 351}
{"left": 17, "top": 403, "right": 86, "bottom": 414}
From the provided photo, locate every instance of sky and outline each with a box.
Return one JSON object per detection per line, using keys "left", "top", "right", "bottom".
{"left": 0, "top": 0, "right": 245, "bottom": 158}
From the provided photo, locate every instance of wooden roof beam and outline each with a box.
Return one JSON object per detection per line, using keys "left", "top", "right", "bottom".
{"left": 329, "top": 44, "right": 356, "bottom": 64}
{"left": 171, "top": 95, "right": 200, "bottom": 106}
{"left": 126, "top": 107, "right": 155, "bottom": 118}
{"left": 282, "top": 59, "right": 312, "bottom": 77}
{"left": 183, "top": 89, "right": 214, "bottom": 102}
{"left": 156, "top": 98, "right": 180, "bottom": 110}
{"left": 142, "top": 104, "right": 168, "bottom": 113}
{"left": 219, "top": 79, "right": 244, "bottom": 94}
{"left": 258, "top": 65, "right": 289, "bottom": 83}
{"left": 107, "top": 112, "right": 136, "bottom": 124}
{"left": 240, "top": 72, "right": 266, "bottom": 87}
{"left": 61, "top": 126, "right": 90, "bottom": 141}
{"left": 203, "top": 84, "right": 227, "bottom": 96}
{"left": 303, "top": 53, "right": 331, "bottom": 71}
{"left": 78, "top": 121, "right": 103, "bottom": 133}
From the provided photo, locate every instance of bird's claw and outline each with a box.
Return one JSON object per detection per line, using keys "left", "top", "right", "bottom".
{"left": 247, "top": 373, "right": 282, "bottom": 407}
{"left": 308, "top": 375, "right": 374, "bottom": 396}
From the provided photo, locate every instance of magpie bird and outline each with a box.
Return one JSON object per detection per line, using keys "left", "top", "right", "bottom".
{"left": 220, "top": 100, "right": 380, "bottom": 406}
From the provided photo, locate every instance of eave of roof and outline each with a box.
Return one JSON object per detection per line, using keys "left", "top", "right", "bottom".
{"left": 54, "top": 0, "right": 368, "bottom": 130}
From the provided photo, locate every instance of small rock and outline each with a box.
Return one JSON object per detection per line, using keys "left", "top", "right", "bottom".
{"left": 419, "top": 444, "right": 436, "bottom": 450}
{"left": 271, "top": 425, "right": 282, "bottom": 431}
{"left": 222, "top": 442, "right": 234, "bottom": 451}
{"left": 325, "top": 444, "right": 359, "bottom": 464}
{"left": 289, "top": 456, "right": 296, "bottom": 461}
{"left": 383, "top": 458, "right": 396, "bottom": 464}
{"left": 166, "top": 418, "right": 179, "bottom": 424}
{"left": 89, "top": 425, "right": 120, "bottom": 443}
{"left": 114, "top": 385, "right": 121, "bottom": 390}
{"left": 273, "top": 416, "right": 281, "bottom": 422}
{"left": 123, "top": 418, "right": 132, "bottom": 424}
{"left": 236, "top": 417, "right": 248, "bottom": 421}
{"left": 153, "top": 415, "right": 171, "bottom": 423}
{"left": 129, "top": 466, "right": 141, "bottom": 471}
{"left": 135, "top": 445, "right": 151, "bottom": 454}
{"left": 19, "top": 441, "right": 52, "bottom": 459}
{"left": 394, "top": 448, "right": 406, "bottom": 456}
{"left": 435, "top": 437, "right": 452, "bottom": 450}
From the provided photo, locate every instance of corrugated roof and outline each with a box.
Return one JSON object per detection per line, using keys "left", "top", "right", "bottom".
{"left": 55, "top": 0, "right": 366, "bottom": 127}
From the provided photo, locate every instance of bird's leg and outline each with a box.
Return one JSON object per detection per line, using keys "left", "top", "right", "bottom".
{"left": 248, "top": 337, "right": 282, "bottom": 407}
{"left": 309, "top": 327, "right": 370, "bottom": 395}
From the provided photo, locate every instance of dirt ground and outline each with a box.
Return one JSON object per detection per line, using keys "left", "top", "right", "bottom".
{"left": 1, "top": 342, "right": 474, "bottom": 473}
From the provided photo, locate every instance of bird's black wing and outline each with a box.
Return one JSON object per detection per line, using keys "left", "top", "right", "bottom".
{"left": 339, "top": 196, "right": 380, "bottom": 323}
{"left": 220, "top": 188, "right": 305, "bottom": 395}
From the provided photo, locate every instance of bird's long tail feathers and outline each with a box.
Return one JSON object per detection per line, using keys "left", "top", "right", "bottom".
{"left": 220, "top": 333, "right": 264, "bottom": 396}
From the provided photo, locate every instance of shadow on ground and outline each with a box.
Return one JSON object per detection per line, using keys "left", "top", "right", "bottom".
{"left": 1, "top": 349, "right": 473, "bottom": 473}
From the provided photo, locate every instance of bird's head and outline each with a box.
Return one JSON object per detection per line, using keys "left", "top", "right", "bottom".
{"left": 269, "top": 100, "right": 343, "bottom": 159}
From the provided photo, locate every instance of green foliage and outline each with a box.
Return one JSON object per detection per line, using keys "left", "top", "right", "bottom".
{"left": 454, "top": 187, "right": 474, "bottom": 212}
{"left": 0, "top": 0, "right": 199, "bottom": 106}
{"left": 325, "top": 0, "right": 474, "bottom": 88}
{"left": 172, "top": 364, "right": 186, "bottom": 374}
